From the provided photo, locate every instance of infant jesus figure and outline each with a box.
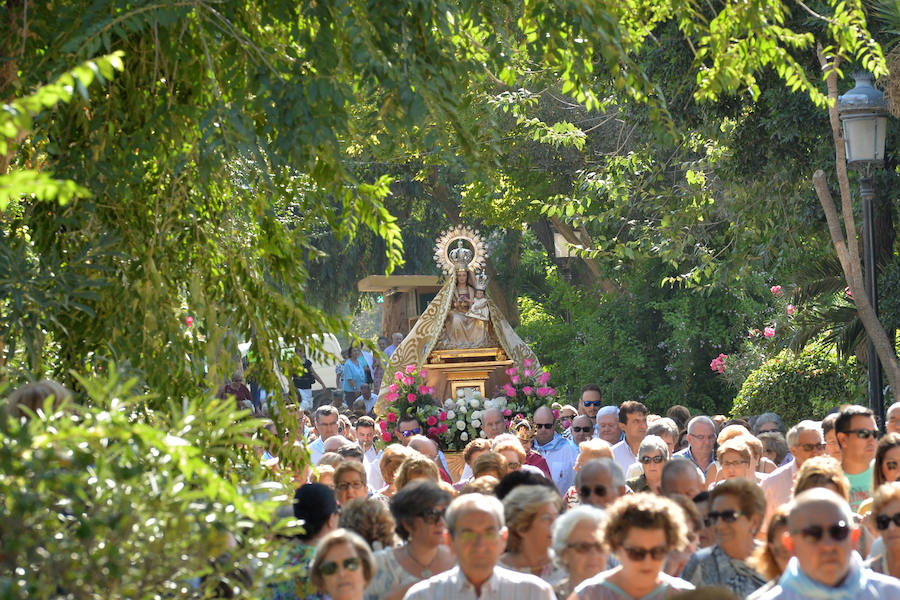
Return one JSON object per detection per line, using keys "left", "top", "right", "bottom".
{"left": 466, "top": 286, "right": 489, "bottom": 322}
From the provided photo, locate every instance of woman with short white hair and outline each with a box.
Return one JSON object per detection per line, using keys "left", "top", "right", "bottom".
{"left": 626, "top": 435, "right": 669, "bottom": 494}
{"left": 499, "top": 484, "right": 566, "bottom": 585}
{"left": 550, "top": 505, "right": 608, "bottom": 599}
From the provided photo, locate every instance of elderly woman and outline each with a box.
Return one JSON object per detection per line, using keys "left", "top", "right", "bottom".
{"left": 627, "top": 435, "right": 669, "bottom": 493}
{"left": 472, "top": 451, "right": 508, "bottom": 480}
{"left": 869, "top": 482, "right": 900, "bottom": 577}
{"left": 563, "top": 439, "right": 614, "bottom": 508}
{"left": 335, "top": 461, "right": 369, "bottom": 506}
{"left": 339, "top": 497, "right": 399, "bottom": 551}
{"left": 714, "top": 438, "right": 755, "bottom": 483}
{"left": 746, "top": 506, "right": 791, "bottom": 600}
{"left": 499, "top": 484, "right": 566, "bottom": 584}
{"left": 572, "top": 493, "right": 694, "bottom": 598}
{"left": 310, "top": 528, "right": 376, "bottom": 600}
{"left": 648, "top": 418, "right": 680, "bottom": 457}
{"left": 551, "top": 505, "right": 608, "bottom": 599}
{"left": 375, "top": 445, "right": 415, "bottom": 499}
{"left": 364, "top": 481, "right": 454, "bottom": 600}
{"left": 453, "top": 438, "right": 492, "bottom": 489}
{"left": 758, "top": 431, "right": 789, "bottom": 467}
{"left": 393, "top": 455, "right": 440, "bottom": 491}
{"left": 492, "top": 434, "right": 526, "bottom": 472}
{"left": 681, "top": 478, "right": 767, "bottom": 596}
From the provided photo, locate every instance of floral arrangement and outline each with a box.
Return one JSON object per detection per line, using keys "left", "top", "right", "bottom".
{"left": 376, "top": 365, "right": 447, "bottom": 447}
{"left": 501, "top": 359, "right": 556, "bottom": 414}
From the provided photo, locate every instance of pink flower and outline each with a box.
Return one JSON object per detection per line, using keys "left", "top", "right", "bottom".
{"left": 386, "top": 412, "right": 397, "bottom": 423}
{"left": 426, "top": 386, "right": 435, "bottom": 395}
{"left": 748, "top": 329, "right": 758, "bottom": 338}
{"left": 515, "top": 413, "right": 524, "bottom": 420}
{"left": 419, "top": 369, "right": 428, "bottom": 379}
{"left": 438, "top": 424, "right": 449, "bottom": 433}
{"left": 770, "top": 285, "right": 783, "bottom": 297}
{"left": 388, "top": 383, "right": 398, "bottom": 393}
{"left": 185, "top": 316, "right": 194, "bottom": 327}
{"left": 505, "top": 367, "right": 518, "bottom": 376}
{"left": 537, "top": 372, "right": 551, "bottom": 385}
{"left": 503, "top": 383, "right": 517, "bottom": 397}
{"left": 381, "top": 432, "right": 392, "bottom": 442}
{"left": 427, "top": 415, "right": 438, "bottom": 426}
{"left": 394, "top": 371, "right": 403, "bottom": 381}
{"left": 418, "top": 385, "right": 430, "bottom": 394}
{"left": 764, "top": 327, "right": 775, "bottom": 337}
{"left": 522, "top": 386, "right": 534, "bottom": 395}
{"left": 845, "top": 286, "right": 854, "bottom": 300}
{"left": 536, "top": 387, "right": 550, "bottom": 397}
{"left": 552, "top": 409, "right": 560, "bottom": 419}
{"left": 510, "top": 375, "right": 521, "bottom": 385}
{"left": 547, "top": 388, "right": 556, "bottom": 396}
{"left": 428, "top": 426, "right": 438, "bottom": 436}
{"left": 787, "top": 304, "right": 795, "bottom": 316}
{"left": 405, "top": 364, "right": 416, "bottom": 374}
{"left": 438, "top": 411, "right": 447, "bottom": 421}
{"left": 407, "top": 393, "right": 417, "bottom": 403}
{"left": 524, "top": 358, "right": 534, "bottom": 367}
{"left": 402, "top": 376, "right": 414, "bottom": 386}
{"left": 523, "top": 369, "right": 534, "bottom": 377}
{"left": 503, "top": 409, "right": 512, "bottom": 417}
{"left": 378, "top": 420, "right": 388, "bottom": 431}
{"left": 385, "top": 392, "right": 399, "bottom": 403}
{"left": 561, "top": 419, "right": 571, "bottom": 429}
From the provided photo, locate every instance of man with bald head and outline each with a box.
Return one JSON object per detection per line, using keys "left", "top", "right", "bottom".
{"left": 575, "top": 458, "right": 626, "bottom": 508}
{"left": 532, "top": 405, "right": 579, "bottom": 494}
{"left": 758, "top": 488, "right": 900, "bottom": 598}
{"left": 408, "top": 434, "right": 452, "bottom": 483}
{"left": 660, "top": 457, "right": 705, "bottom": 500}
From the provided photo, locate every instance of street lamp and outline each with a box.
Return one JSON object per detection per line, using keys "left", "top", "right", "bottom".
{"left": 837, "top": 72, "right": 889, "bottom": 423}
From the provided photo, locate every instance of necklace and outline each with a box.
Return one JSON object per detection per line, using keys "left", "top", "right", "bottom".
{"left": 406, "top": 544, "right": 435, "bottom": 578}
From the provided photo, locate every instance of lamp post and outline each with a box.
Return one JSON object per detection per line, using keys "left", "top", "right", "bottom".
{"left": 837, "top": 72, "right": 889, "bottom": 423}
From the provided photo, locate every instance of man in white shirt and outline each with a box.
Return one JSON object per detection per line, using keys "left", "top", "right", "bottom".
{"left": 612, "top": 400, "right": 648, "bottom": 473}
{"left": 403, "top": 493, "right": 555, "bottom": 600}
{"left": 531, "top": 406, "right": 579, "bottom": 494}
{"left": 595, "top": 406, "right": 621, "bottom": 445}
{"left": 355, "top": 416, "right": 384, "bottom": 489}
{"left": 354, "top": 383, "right": 378, "bottom": 416}
{"left": 308, "top": 404, "right": 340, "bottom": 464}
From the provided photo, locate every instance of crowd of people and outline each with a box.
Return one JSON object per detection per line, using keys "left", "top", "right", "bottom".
{"left": 270, "top": 379, "right": 900, "bottom": 600}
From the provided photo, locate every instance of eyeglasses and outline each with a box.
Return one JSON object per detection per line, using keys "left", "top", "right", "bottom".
{"left": 843, "top": 428, "right": 877, "bottom": 439}
{"left": 319, "top": 556, "right": 360, "bottom": 576}
{"left": 876, "top": 512, "right": 900, "bottom": 531}
{"left": 707, "top": 510, "right": 745, "bottom": 524}
{"left": 534, "top": 423, "right": 555, "bottom": 430}
{"left": 567, "top": 541, "right": 605, "bottom": 553}
{"left": 572, "top": 426, "right": 593, "bottom": 433}
{"left": 416, "top": 508, "right": 446, "bottom": 525}
{"left": 621, "top": 545, "right": 667, "bottom": 561}
{"left": 400, "top": 428, "right": 421, "bottom": 437}
{"left": 887, "top": 461, "right": 900, "bottom": 470}
{"left": 580, "top": 485, "right": 607, "bottom": 498}
{"left": 336, "top": 480, "right": 365, "bottom": 492}
{"left": 508, "top": 462, "right": 521, "bottom": 470}
{"left": 582, "top": 400, "right": 603, "bottom": 407}
{"left": 456, "top": 529, "right": 501, "bottom": 543}
{"left": 689, "top": 433, "right": 715, "bottom": 441}
{"left": 798, "top": 443, "right": 826, "bottom": 453}
{"left": 641, "top": 455, "right": 665, "bottom": 464}
{"left": 721, "top": 460, "right": 749, "bottom": 468}
{"left": 792, "top": 520, "right": 850, "bottom": 543}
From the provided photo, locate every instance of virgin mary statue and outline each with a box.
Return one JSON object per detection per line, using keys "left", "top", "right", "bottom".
{"left": 378, "top": 227, "right": 538, "bottom": 399}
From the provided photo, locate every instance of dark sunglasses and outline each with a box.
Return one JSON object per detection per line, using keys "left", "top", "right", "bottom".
{"left": 799, "top": 442, "right": 826, "bottom": 453}
{"left": 793, "top": 520, "right": 850, "bottom": 543}
{"left": 582, "top": 400, "right": 603, "bottom": 407}
{"left": 534, "top": 423, "right": 555, "bottom": 430}
{"left": 400, "top": 427, "right": 421, "bottom": 437}
{"left": 417, "top": 508, "right": 446, "bottom": 525}
{"left": 888, "top": 461, "right": 900, "bottom": 471}
{"left": 580, "top": 485, "right": 607, "bottom": 498}
{"left": 622, "top": 545, "right": 667, "bottom": 561}
{"left": 641, "top": 455, "right": 665, "bottom": 464}
{"left": 319, "top": 556, "right": 360, "bottom": 576}
{"left": 876, "top": 512, "right": 900, "bottom": 531}
{"left": 844, "top": 428, "right": 877, "bottom": 439}
{"left": 572, "top": 426, "right": 593, "bottom": 433}
{"left": 707, "top": 510, "right": 744, "bottom": 524}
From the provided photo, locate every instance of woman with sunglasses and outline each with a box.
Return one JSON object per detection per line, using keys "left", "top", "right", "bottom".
{"left": 310, "top": 528, "right": 375, "bottom": 600}
{"left": 626, "top": 435, "right": 669, "bottom": 494}
{"left": 365, "top": 480, "right": 453, "bottom": 600}
{"left": 571, "top": 493, "right": 693, "bottom": 599}
{"left": 499, "top": 484, "right": 566, "bottom": 584}
{"left": 868, "top": 482, "right": 900, "bottom": 577}
{"left": 681, "top": 478, "right": 767, "bottom": 597}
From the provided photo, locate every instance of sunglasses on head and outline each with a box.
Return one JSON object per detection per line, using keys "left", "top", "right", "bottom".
{"left": 621, "top": 545, "right": 667, "bottom": 561}
{"left": 572, "top": 426, "right": 593, "bottom": 433}
{"left": 401, "top": 427, "right": 421, "bottom": 437}
{"left": 580, "top": 485, "right": 607, "bottom": 498}
{"left": 707, "top": 510, "right": 744, "bottom": 524}
{"left": 416, "top": 508, "right": 446, "bottom": 525}
{"left": 534, "top": 422, "right": 555, "bottom": 430}
{"left": 844, "top": 428, "right": 877, "bottom": 439}
{"left": 582, "top": 400, "right": 603, "bottom": 407}
{"left": 876, "top": 512, "right": 900, "bottom": 531}
{"left": 793, "top": 520, "right": 850, "bottom": 543}
{"left": 641, "top": 455, "right": 665, "bottom": 464}
{"left": 319, "top": 556, "right": 360, "bottom": 576}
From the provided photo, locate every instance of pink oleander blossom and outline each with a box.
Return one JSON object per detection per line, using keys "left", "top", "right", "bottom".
{"left": 185, "top": 316, "right": 194, "bottom": 327}
{"left": 770, "top": 285, "right": 783, "bottom": 297}
{"left": 787, "top": 304, "right": 795, "bottom": 316}
{"left": 764, "top": 327, "right": 775, "bottom": 337}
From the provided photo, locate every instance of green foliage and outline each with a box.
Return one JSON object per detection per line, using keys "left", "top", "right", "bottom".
{"left": 731, "top": 346, "right": 866, "bottom": 426}
{"left": 0, "top": 369, "right": 301, "bottom": 598}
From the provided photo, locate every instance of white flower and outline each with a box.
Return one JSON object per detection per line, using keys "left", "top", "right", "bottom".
{"left": 472, "top": 419, "right": 482, "bottom": 428}
{"left": 456, "top": 420, "right": 466, "bottom": 431}
{"left": 468, "top": 398, "right": 480, "bottom": 408}
{"left": 479, "top": 430, "right": 486, "bottom": 438}
{"left": 492, "top": 397, "right": 507, "bottom": 407}
{"left": 474, "top": 390, "right": 482, "bottom": 398}
{"left": 460, "top": 432, "right": 469, "bottom": 441}
{"left": 444, "top": 399, "right": 456, "bottom": 410}
{"left": 471, "top": 410, "right": 482, "bottom": 421}
{"left": 446, "top": 410, "right": 456, "bottom": 420}
{"left": 483, "top": 399, "right": 494, "bottom": 410}
{"left": 457, "top": 389, "right": 464, "bottom": 397}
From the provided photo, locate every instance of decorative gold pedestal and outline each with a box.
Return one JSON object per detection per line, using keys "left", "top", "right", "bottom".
{"left": 425, "top": 347, "right": 513, "bottom": 399}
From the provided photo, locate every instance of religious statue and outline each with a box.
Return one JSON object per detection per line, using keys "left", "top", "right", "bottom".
{"left": 436, "top": 241, "right": 493, "bottom": 349}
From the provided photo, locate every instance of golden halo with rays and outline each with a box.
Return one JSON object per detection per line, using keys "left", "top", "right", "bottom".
{"left": 433, "top": 226, "right": 489, "bottom": 275}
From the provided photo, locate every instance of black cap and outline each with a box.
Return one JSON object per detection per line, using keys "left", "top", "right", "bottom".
{"left": 293, "top": 483, "right": 338, "bottom": 539}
